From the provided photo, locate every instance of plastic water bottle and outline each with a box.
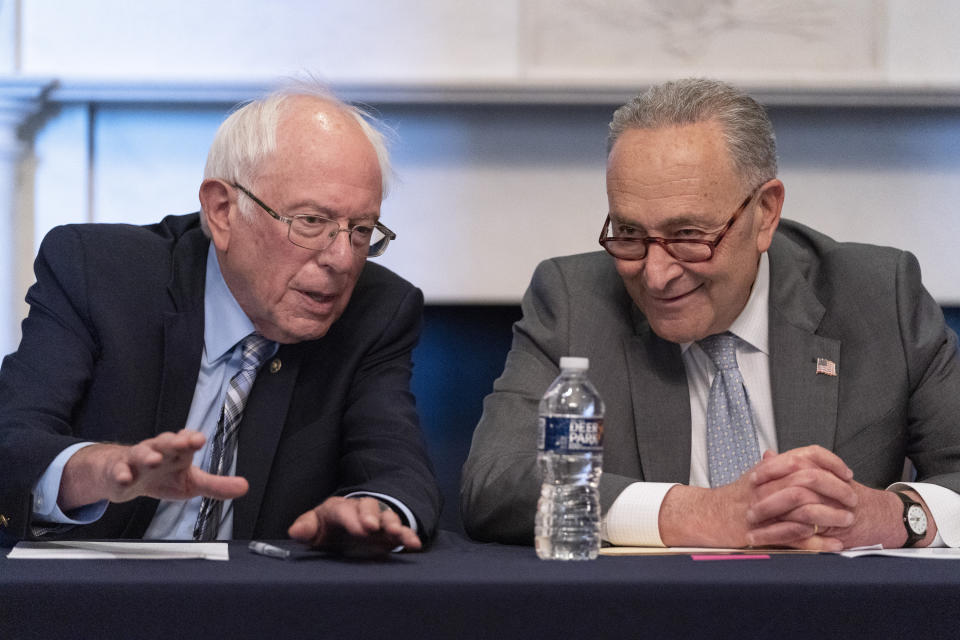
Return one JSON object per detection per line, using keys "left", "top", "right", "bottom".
{"left": 535, "top": 356, "right": 604, "bottom": 560}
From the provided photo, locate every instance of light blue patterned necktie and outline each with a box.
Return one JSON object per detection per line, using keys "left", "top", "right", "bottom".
{"left": 193, "top": 333, "right": 275, "bottom": 541}
{"left": 698, "top": 332, "right": 761, "bottom": 488}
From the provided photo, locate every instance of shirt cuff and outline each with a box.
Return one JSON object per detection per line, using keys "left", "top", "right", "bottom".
{"left": 889, "top": 481, "right": 960, "bottom": 548}
{"left": 32, "top": 442, "right": 109, "bottom": 525}
{"left": 601, "top": 482, "right": 677, "bottom": 547}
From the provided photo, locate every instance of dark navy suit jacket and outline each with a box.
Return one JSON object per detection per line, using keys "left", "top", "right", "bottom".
{"left": 0, "top": 213, "right": 440, "bottom": 540}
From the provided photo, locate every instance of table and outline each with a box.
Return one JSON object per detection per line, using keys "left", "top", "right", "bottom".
{"left": 2, "top": 531, "right": 958, "bottom": 639}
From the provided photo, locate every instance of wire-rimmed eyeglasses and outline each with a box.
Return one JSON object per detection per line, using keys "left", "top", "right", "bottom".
{"left": 233, "top": 183, "right": 396, "bottom": 258}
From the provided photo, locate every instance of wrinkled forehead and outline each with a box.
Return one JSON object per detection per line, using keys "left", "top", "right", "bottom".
{"left": 251, "top": 105, "right": 380, "bottom": 189}
{"left": 608, "top": 122, "right": 738, "bottom": 177}
{"left": 607, "top": 125, "right": 746, "bottom": 214}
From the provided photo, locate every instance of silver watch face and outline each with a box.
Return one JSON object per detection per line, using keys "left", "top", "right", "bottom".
{"left": 907, "top": 504, "right": 927, "bottom": 535}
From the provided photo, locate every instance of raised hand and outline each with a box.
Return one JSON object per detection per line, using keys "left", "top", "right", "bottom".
{"left": 58, "top": 429, "right": 248, "bottom": 511}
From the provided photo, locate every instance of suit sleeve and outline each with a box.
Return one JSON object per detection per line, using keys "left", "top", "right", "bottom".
{"left": 461, "top": 258, "right": 642, "bottom": 544}
{"left": 333, "top": 283, "right": 442, "bottom": 541}
{"left": 897, "top": 251, "right": 960, "bottom": 492}
{"left": 460, "top": 260, "right": 560, "bottom": 544}
{"left": 0, "top": 226, "right": 99, "bottom": 539}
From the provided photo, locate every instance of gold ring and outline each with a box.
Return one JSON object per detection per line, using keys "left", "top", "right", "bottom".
{"left": 812, "top": 524, "right": 819, "bottom": 536}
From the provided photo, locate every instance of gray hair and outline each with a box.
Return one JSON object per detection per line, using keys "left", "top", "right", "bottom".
{"left": 200, "top": 80, "right": 393, "bottom": 235}
{"left": 608, "top": 78, "right": 777, "bottom": 188}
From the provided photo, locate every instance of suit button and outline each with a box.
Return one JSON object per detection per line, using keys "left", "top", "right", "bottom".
{"left": 269, "top": 358, "right": 282, "bottom": 373}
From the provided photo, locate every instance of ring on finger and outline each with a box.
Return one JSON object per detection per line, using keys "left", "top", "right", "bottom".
{"left": 812, "top": 523, "right": 819, "bottom": 536}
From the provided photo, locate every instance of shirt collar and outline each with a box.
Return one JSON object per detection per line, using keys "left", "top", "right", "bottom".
{"left": 680, "top": 251, "right": 770, "bottom": 355}
{"left": 203, "top": 243, "right": 257, "bottom": 365}
{"left": 730, "top": 251, "right": 770, "bottom": 354}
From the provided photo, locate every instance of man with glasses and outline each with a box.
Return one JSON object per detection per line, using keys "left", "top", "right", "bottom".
{"left": 462, "top": 78, "right": 960, "bottom": 550}
{"left": 0, "top": 84, "right": 440, "bottom": 555}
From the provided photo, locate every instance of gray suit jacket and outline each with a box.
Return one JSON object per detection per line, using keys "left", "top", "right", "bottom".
{"left": 461, "top": 219, "right": 960, "bottom": 544}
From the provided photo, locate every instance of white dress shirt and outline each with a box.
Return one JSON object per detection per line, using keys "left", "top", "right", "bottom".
{"left": 602, "top": 253, "right": 960, "bottom": 548}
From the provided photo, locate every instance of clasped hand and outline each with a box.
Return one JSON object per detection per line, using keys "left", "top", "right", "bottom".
{"left": 741, "top": 446, "right": 859, "bottom": 550}
{"left": 59, "top": 429, "right": 420, "bottom": 555}
{"left": 739, "top": 445, "right": 910, "bottom": 551}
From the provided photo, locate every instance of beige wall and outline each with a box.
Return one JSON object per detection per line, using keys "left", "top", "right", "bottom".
{"left": 2, "top": 0, "right": 960, "bottom": 355}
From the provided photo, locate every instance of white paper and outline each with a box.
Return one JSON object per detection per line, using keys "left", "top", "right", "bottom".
{"left": 840, "top": 546, "right": 960, "bottom": 559}
{"left": 7, "top": 540, "right": 229, "bottom": 560}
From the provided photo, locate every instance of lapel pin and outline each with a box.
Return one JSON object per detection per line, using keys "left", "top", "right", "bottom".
{"left": 269, "top": 358, "right": 282, "bottom": 374}
{"left": 815, "top": 357, "right": 837, "bottom": 376}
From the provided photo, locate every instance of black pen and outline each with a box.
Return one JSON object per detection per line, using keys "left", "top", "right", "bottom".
{"left": 248, "top": 540, "right": 291, "bottom": 560}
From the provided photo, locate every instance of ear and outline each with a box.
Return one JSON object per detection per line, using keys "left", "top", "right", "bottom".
{"left": 199, "top": 179, "right": 234, "bottom": 252}
{"left": 754, "top": 178, "right": 785, "bottom": 253}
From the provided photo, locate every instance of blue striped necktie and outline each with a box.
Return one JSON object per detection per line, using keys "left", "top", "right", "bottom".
{"left": 698, "top": 332, "right": 761, "bottom": 488}
{"left": 193, "top": 333, "right": 275, "bottom": 541}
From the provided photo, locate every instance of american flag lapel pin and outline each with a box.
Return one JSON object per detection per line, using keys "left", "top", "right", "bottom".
{"left": 816, "top": 357, "right": 837, "bottom": 376}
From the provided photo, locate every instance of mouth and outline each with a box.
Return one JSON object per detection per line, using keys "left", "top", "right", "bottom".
{"left": 297, "top": 289, "right": 339, "bottom": 310}
{"left": 650, "top": 284, "right": 702, "bottom": 304}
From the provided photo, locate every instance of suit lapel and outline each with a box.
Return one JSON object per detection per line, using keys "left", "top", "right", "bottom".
{"left": 155, "top": 311, "right": 204, "bottom": 434}
{"left": 767, "top": 236, "right": 841, "bottom": 452}
{"left": 624, "top": 306, "right": 692, "bottom": 483}
{"left": 232, "top": 344, "right": 304, "bottom": 539}
{"left": 129, "top": 225, "right": 207, "bottom": 537}
{"left": 154, "top": 229, "right": 208, "bottom": 435}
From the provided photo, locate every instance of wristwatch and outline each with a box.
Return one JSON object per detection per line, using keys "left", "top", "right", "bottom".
{"left": 893, "top": 491, "right": 927, "bottom": 547}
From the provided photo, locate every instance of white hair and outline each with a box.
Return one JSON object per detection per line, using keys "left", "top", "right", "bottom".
{"left": 200, "top": 80, "right": 394, "bottom": 235}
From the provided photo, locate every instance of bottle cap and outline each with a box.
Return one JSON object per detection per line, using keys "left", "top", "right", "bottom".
{"left": 559, "top": 356, "right": 589, "bottom": 371}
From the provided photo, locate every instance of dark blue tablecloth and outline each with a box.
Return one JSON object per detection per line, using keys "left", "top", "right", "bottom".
{"left": 2, "top": 531, "right": 958, "bottom": 639}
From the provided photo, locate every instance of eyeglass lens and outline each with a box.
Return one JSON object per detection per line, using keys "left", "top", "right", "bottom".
{"left": 601, "top": 219, "right": 713, "bottom": 262}
{"left": 289, "top": 217, "right": 389, "bottom": 257}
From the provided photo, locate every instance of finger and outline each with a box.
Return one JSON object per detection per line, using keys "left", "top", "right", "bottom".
{"left": 151, "top": 430, "right": 206, "bottom": 457}
{"left": 749, "top": 473, "right": 858, "bottom": 522}
{"left": 179, "top": 430, "right": 207, "bottom": 451}
{"left": 353, "top": 498, "right": 387, "bottom": 532}
{"left": 310, "top": 498, "right": 369, "bottom": 541}
{"left": 747, "top": 485, "right": 822, "bottom": 523}
{"left": 371, "top": 508, "right": 422, "bottom": 551}
{"left": 746, "top": 519, "right": 844, "bottom": 552}
{"left": 335, "top": 500, "right": 374, "bottom": 537}
{"left": 746, "top": 519, "right": 813, "bottom": 546}
{"left": 177, "top": 428, "right": 207, "bottom": 446}
{"left": 127, "top": 442, "right": 164, "bottom": 469}
{"left": 288, "top": 509, "right": 322, "bottom": 542}
{"left": 396, "top": 526, "right": 422, "bottom": 551}
{"left": 749, "top": 487, "right": 854, "bottom": 526}
{"left": 379, "top": 508, "right": 405, "bottom": 535}
{"left": 774, "top": 502, "right": 855, "bottom": 530}
{"left": 190, "top": 469, "right": 249, "bottom": 499}
{"left": 110, "top": 460, "right": 134, "bottom": 487}
{"left": 784, "top": 535, "right": 844, "bottom": 552}
{"left": 752, "top": 445, "right": 853, "bottom": 485}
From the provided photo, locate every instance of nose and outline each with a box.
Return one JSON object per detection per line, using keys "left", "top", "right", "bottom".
{"left": 316, "top": 227, "right": 357, "bottom": 270}
{"left": 641, "top": 242, "right": 684, "bottom": 292}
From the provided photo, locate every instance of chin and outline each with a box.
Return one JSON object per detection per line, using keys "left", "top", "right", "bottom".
{"left": 648, "top": 321, "right": 709, "bottom": 345}
{"left": 261, "top": 321, "right": 333, "bottom": 344}
{"left": 290, "top": 326, "right": 333, "bottom": 343}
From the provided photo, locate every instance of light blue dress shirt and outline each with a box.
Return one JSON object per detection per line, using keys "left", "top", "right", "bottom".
{"left": 144, "top": 243, "right": 270, "bottom": 539}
